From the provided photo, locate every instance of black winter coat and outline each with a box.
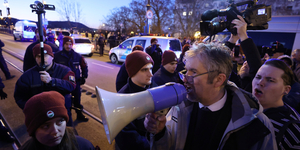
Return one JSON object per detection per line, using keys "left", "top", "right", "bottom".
{"left": 145, "top": 44, "right": 162, "bottom": 74}
{"left": 115, "top": 63, "right": 128, "bottom": 92}
{"left": 116, "top": 78, "right": 157, "bottom": 150}
{"left": 54, "top": 49, "right": 88, "bottom": 81}
{"left": 14, "top": 63, "right": 76, "bottom": 109}
{"left": 153, "top": 66, "right": 182, "bottom": 86}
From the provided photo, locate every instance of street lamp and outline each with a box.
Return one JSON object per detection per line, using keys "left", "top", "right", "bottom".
{"left": 146, "top": 0, "right": 151, "bottom": 35}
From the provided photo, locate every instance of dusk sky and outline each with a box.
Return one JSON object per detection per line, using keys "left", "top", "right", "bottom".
{"left": 0, "top": 0, "right": 133, "bottom": 28}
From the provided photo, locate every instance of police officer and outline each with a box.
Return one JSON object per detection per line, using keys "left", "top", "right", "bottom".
{"left": 54, "top": 36, "right": 89, "bottom": 122}
{"left": 0, "top": 39, "right": 15, "bottom": 80}
{"left": 153, "top": 50, "right": 181, "bottom": 86}
{"left": 14, "top": 44, "right": 76, "bottom": 126}
{"left": 145, "top": 38, "right": 163, "bottom": 74}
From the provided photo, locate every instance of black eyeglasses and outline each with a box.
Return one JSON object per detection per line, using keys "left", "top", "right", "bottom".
{"left": 178, "top": 70, "right": 216, "bottom": 84}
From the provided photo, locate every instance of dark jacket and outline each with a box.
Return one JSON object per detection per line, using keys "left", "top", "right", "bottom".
{"left": 115, "top": 63, "right": 128, "bottom": 92}
{"left": 98, "top": 36, "right": 105, "bottom": 46}
{"left": 176, "top": 54, "right": 185, "bottom": 72}
{"left": 54, "top": 49, "right": 88, "bottom": 81}
{"left": 116, "top": 78, "right": 157, "bottom": 150}
{"left": 153, "top": 66, "right": 181, "bottom": 86}
{"left": 283, "top": 82, "right": 300, "bottom": 113}
{"left": 264, "top": 104, "right": 300, "bottom": 150}
{"left": 23, "top": 41, "right": 59, "bottom": 72}
{"left": 0, "top": 39, "right": 4, "bottom": 49}
{"left": 145, "top": 44, "right": 162, "bottom": 74}
{"left": 14, "top": 63, "right": 76, "bottom": 109}
{"left": 152, "top": 82, "right": 277, "bottom": 149}
{"left": 228, "top": 38, "right": 262, "bottom": 93}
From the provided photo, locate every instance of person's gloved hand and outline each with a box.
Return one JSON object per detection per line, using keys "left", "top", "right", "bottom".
{"left": 80, "top": 77, "right": 86, "bottom": 85}
{"left": 0, "top": 89, "right": 7, "bottom": 100}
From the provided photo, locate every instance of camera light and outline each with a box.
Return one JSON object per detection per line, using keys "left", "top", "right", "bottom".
{"left": 258, "top": 9, "right": 265, "bottom": 15}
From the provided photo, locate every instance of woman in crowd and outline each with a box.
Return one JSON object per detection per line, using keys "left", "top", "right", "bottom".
{"left": 19, "top": 91, "right": 95, "bottom": 150}
{"left": 252, "top": 59, "right": 300, "bottom": 150}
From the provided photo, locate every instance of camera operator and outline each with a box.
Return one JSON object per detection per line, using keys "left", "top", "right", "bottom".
{"left": 226, "top": 15, "right": 262, "bottom": 93}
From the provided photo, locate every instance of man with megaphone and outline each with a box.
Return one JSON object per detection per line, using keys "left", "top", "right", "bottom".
{"left": 144, "top": 18, "right": 277, "bottom": 149}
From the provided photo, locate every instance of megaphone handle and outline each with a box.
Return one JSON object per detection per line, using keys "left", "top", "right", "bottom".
{"left": 149, "top": 108, "right": 169, "bottom": 150}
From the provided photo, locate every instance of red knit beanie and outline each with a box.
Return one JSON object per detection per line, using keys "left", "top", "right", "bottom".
{"left": 23, "top": 91, "right": 69, "bottom": 136}
{"left": 32, "top": 43, "right": 54, "bottom": 58}
{"left": 63, "top": 36, "right": 74, "bottom": 46}
{"left": 162, "top": 50, "right": 178, "bottom": 66}
{"left": 125, "top": 51, "right": 154, "bottom": 77}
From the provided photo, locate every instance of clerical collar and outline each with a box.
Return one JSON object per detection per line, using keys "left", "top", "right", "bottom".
{"left": 199, "top": 90, "right": 227, "bottom": 112}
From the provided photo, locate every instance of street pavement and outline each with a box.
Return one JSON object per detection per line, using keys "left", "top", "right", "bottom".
{"left": 0, "top": 33, "right": 121, "bottom": 149}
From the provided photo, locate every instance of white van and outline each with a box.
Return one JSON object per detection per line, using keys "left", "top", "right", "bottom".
{"left": 109, "top": 36, "right": 182, "bottom": 64}
{"left": 13, "top": 21, "right": 37, "bottom": 41}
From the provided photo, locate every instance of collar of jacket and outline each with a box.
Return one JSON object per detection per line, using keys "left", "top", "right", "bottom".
{"left": 161, "top": 66, "right": 177, "bottom": 77}
{"left": 61, "top": 49, "right": 74, "bottom": 57}
{"left": 182, "top": 81, "right": 262, "bottom": 128}
{"left": 128, "top": 78, "right": 149, "bottom": 93}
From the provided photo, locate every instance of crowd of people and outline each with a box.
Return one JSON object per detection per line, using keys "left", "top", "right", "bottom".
{"left": 0, "top": 14, "right": 299, "bottom": 150}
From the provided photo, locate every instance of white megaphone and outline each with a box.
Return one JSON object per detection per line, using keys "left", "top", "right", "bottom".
{"left": 95, "top": 82, "right": 186, "bottom": 144}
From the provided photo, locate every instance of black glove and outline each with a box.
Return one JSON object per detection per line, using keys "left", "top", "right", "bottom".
{"left": 80, "top": 77, "right": 86, "bottom": 85}
{"left": 0, "top": 89, "right": 7, "bottom": 100}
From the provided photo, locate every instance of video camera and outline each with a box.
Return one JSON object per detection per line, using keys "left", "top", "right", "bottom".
{"left": 30, "top": 1, "right": 55, "bottom": 13}
{"left": 200, "top": 0, "right": 272, "bottom": 36}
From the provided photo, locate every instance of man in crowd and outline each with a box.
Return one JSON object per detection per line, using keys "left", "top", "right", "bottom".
{"left": 153, "top": 50, "right": 181, "bottom": 85}
{"left": 145, "top": 38, "right": 162, "bottom": 74}
{"left": 46, "top": 29, "right": 55, "bottom": 44}
{"left": 108, "top": 32, "right": 116, "bottom": 50}
{"left": 115, "top": 45, "right": 144, "bottom": 92}
{"left": 97, "top": 33, "right": 105, "bottom": 57}
{"left": 54, "top": 36, "right": 89, "bottom": 122}
{"left": 0, "top": 39, "right": 15, "bottom": 80}
{"left": 14, "top": 44, "right": 76, "bottom": 126}
{"left": 23, "top": 28, "right": 59, "bottom": 72}
{"left": 116, "top": 51, "right": 155, "bottom": 150}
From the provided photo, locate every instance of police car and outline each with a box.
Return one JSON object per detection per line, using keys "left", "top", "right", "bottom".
{"left": 109, "top": 36, "right": 182, "bottom": 64}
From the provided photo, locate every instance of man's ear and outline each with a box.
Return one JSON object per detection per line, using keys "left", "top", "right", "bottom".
{"left": 214, "top": 73, "right": 226, "bottom": 88}
{"left": 284, "top": 85, "right": 291, "bottom": 95}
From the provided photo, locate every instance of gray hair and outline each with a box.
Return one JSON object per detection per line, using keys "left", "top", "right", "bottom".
{"left": 184, "top": 42, "right": 233, "bottom": 86}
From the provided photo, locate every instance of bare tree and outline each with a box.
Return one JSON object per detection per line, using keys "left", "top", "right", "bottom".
{"left": 56, "top": 0, "right": 72, "bottom": 22}
{"left": 73, "top": 2, "right": 82, "bottom": 23}
{"left": 56, "top": 0, "right": 83, "bottom": 23}
{"left": 173, "top": 0, "right": 204, "bottom": 37}
{"left": 150, "top": 0, "right": 173, "bottom": 34}
{"left": 128, "top": 0, "right": 146, "bottom": 33}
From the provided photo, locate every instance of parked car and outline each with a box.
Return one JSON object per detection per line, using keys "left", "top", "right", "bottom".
{"left": 109, "top": 36, "right": 182, "bottom": 64}
{"left": 72, "top": 36, "right": 94, "bottom": 57}
{"left": 46, "top": 30, "right": 70, "bottom": 46}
